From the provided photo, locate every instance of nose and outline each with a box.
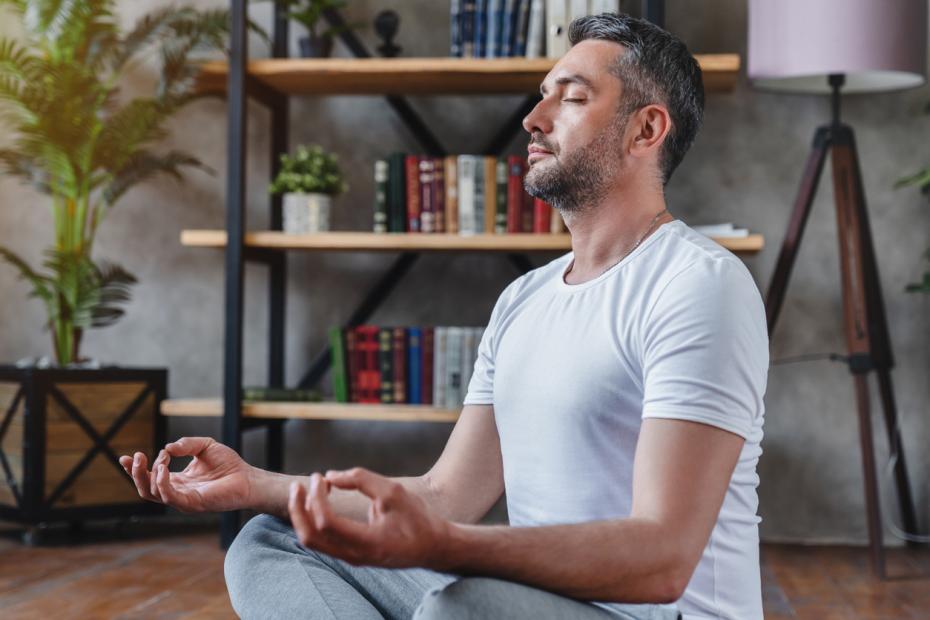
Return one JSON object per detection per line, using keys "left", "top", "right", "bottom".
{"left": 522, "top": 96, "right": 553, "bottom": 136}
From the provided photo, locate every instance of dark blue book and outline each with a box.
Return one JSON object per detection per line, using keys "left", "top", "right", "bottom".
{"left": 387, "top": 152, "right": 407, "bottom": 233}
{"left": 474, "top": 0, "right": 488, "bottom": 58}
{"left": 501, "top": 0, "right": 519, "bottom": 57}
{"left": 487, "top": 0, "right": 505, "bottom": 57}
{"left": 450, "top": 0, "right": 462, "bottom": 57}
{"left": 407, "top": 327, "right": 422, "bottom": 404}
{"left": 461, "top": 0, "right": 477, "bottom": 57}
{"left": 513, "top": 0, "right": 531, "bottom": 56}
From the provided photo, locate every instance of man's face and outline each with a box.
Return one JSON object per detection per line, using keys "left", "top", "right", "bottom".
{"left": 522, "top": 40, "right": 632, "bottom": 212}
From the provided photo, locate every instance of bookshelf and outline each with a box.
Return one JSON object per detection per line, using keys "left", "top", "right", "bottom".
{"left": 196, "top": 0, "right": 754, "bottom": 547}
{"left": 178, "top": 230, "right": 766, "bottom": 254}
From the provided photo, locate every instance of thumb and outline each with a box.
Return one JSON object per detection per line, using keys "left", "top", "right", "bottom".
{"left": 165, "top": 436, "right": 213, "bottom": 458}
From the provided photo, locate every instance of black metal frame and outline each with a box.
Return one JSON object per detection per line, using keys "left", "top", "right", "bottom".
{"left": 218, "top": 0, "right": 667, "bottom": 548}
{"left": 0, "top": 366, "right": 167, "bottom": 525}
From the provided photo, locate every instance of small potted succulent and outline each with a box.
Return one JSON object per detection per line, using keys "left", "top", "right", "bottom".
{"left": 270, "top": 145, "right": 347, "bottom": 233}
{"left": 278, "top": 0, "right": 362, "bottom": 58}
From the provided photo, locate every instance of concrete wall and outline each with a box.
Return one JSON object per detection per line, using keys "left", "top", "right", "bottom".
{"left": 1, "top": 0, "right": 928, "bottom": 544}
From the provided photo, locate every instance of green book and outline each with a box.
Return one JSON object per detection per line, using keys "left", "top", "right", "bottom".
{"left": 329, "top": 326, "right": 348, "bottom": 403}
{"left": 241, "top": 387, "right": 321, "bottom": 402}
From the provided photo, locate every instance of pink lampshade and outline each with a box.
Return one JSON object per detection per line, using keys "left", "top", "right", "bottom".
{"left": 748, "top": 0, "right": 927, "bottom": 94}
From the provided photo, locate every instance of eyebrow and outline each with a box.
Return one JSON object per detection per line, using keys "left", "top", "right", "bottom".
{"left": 540, "top": 73, "right": 595, "bottom": 95}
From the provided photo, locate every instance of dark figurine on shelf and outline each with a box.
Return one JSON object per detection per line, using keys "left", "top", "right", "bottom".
{"left": 374, "top": 10, "right": 401, "bottom": 58}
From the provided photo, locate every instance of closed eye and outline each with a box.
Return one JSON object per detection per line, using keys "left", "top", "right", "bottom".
{"left": 562, "top": 98, "right": 585, "bottom": 103}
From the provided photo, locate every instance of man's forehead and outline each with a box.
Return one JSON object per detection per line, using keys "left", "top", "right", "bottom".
{"left": 540, "top": 39, "right": 626, "bottom": 92}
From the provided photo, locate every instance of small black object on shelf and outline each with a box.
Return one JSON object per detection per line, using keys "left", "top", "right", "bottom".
{"left": 374, "top": 10, "right": 401, "bottom": 58}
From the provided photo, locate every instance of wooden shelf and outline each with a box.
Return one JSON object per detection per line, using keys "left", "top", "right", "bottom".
{"left": 180, "top": 229, "right": 764, "bottom": 254}
{"left": 161, "top": 398, "right": 459, "bottom": 423}
{"left": 195, "top": 55, "right": 740, "bottom": 97}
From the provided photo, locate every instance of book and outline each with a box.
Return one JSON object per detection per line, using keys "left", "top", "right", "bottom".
{"left": 474, "top": 0, "right": 488, "bottom": 58}
{"left": 495, "top": 158, "right": 508, "bottom": 233}
{"left": 422, "top": 327, "right": 435, "bottom": 405}
{"left": 373, "top": 159, "right": 388, "bottom": 233}
{"left": 392, "top": 327, "right": 407, "bottom": 403}
{"left": 525, "top": 0, "right": 545, "bottom": 58}
{"left": 458, "top": 155, "right": 478, "bottom": 235}
{"left": 461, "top": 327, "right": 479, "bottom": 402}
{"left": 484, "top": 156, "right": 497, "bottom": 233}
{"left": 546, "top": 0, "right": 569, "bottom": 58}
{"left": 444, "top": 327, "right": 465, "bottom": 410}
{"left": 431, "top": 157, "right": 446, "bottom": 233}
{"left": 487, "top": 0, "right": 505, "bottom": 57}
{"left": 692, "top": 222, "right": 750, "bottom": 238}
{"left": 522, "top": 177, "right": 534, "bottom": 232}
{"left": 451, "top": 0, "right": 463, "bottom": 57}
{"left": 345, "top": 327, "right": 360, "bottom": 402}
{"left": 533, "top": 197, "right": 552, "bottom": 233}
{"left": 462, "top": 0, "right": 477, "bottom": 57}
{"left": 329, "top": 326, "right": 348, "bottom": 403}
{"left": 590, "top": 0, "right": 620, "bottom": 14}
{"left": 433, "top": 327, "right": 448, "bottom": 407}
{"left": 387, "top": 152, "right": 407, "bottom": 233}
{"left": 242, "top": 387, "right": 320, "bottom": 402}
{"left": 379, "top": 327, "right": 393, "bottom": 404}
{"left": 408, "top": 327, "right": 422, "bottom": 404}
{"left": 355, "top": 325, "right": 381, "bottom": 403}
{"left": 474, "top": 156, "right": 485, "bottom": 235}
{"left": 513, "top": 0, "right": 532, "bottom": 56}
{"left": 444, "top": 156, "right": 459, "bottom": 234}
{"left": 406, "top": 154, "right": 421, "bottom": 233}
{"left": 506, "top": 155, "right": 527, "bottom": 233}
{"left": 419, "top": 157, "right": 435, "bottom": 233}
{"left": 501, "top": 0, "right": 519, "bottom": 57}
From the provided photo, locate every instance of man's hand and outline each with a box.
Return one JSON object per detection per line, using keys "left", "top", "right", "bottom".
{"left": 118, "top": 437, "right": 256, "bottom": 513}
{"left": 288, "top": 467, "right": 453, "bottom": 570}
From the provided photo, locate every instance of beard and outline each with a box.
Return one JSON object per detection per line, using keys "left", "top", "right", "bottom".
{"left": 524, "top": 114, "right": 628, "bottom": 214}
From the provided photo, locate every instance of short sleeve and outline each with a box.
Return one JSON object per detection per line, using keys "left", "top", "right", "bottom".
{"left": 463, "top": 284, "right": 513, "bottom": 406}
{"left": 640, "top": 259, "right": 769, "bottom": 439}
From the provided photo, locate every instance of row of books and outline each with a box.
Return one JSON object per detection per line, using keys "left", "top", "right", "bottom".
{"left": 330, "top": 326, "right": 485, "bottom": 410}
{"left": 373, "top": 154, "right": 566, "bottom": 235}
{"left": 450, "top": 0, "right": 621, "bottom": 59}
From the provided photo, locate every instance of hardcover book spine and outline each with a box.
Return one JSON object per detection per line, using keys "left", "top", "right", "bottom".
{"left": 432, "top": 327, "right": 447, "bottom": 407}
{"left": 461, "top": 0, "right": 477, "bottom": 58}
{"left": 487, "top": 0, "right": 504, "bottom": 58}
{"left": 484, "top": 156, "right": 497, "bottom": 234}
{"left": 379, "top": 327, "right": 394, "bottom": 404}
{"left": 408, "top": 327, "right": 422, "bottom": 405}
{"left": 533, "top": 197, "right": 552, "bottom": 233}
{"left": 451, "top": 0, "right": 462, "bottom": 57}
{"left": 419, "top": 158, "right": 435, "bottom": 234}
{"left": 444, "top": 156, "right": 459, "bottom": 234}
{"left": 501, "top": 0, "right": 518, "bottom": 57}
{"left": 525, "top": 0, "right": 545, "bottom": 58}
{"left": 329, "top": 326, "right": 348, "bottom": 403}
{"left": 474, "top": 0, "right": 488, "bottom": 58}
{"left": 422, "top": 327, "right": 434, "bottom": 406}
{"left": 461, "top": 327, "right": 478, "bottom": 402}
{"left": 432, "top": 157, "right": 445, "bottom": 233}
{"left": 457, "top": 156, "right": 477, "bottom": 235}
{"left": 345, "top": 328, "right": 359, "bottom": 403}
{"left": 514, "top": 0, "right": 531, "bottom": 56}
{"left": 406, "top": 155, "right": 421, "bottom": 233}
{"left": 473, "top": 157, "right": 485, "bottom": 236}
{"left": 507, "top": 155, "right": 526, "bottom": 233}
{"left": 388, "top": 152, "right": 407, "bottom": 233}
{"left": 357, "top": 326, "right": 381, "bottom": 403}
{"left": 373, "top": 159, "right": 388, "bottom": 233}
{"left": 522, "top": 178, "right": 534, "bottom": 233}
{"left": 495, "top": 159, "right": 508, "bottom": 233}
{"left": 444, "top": 327, "right": 464, "bottom": 410}
{"left": 392, "top": 327, "right": 407, "bottom": 404}
{"left": 546, "top": 0, "right": 569, "bottom": 59}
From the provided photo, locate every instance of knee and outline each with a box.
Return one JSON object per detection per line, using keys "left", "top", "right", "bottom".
{"left": 224, "top": 514, "right": 290, "bottom": 607}
{"left": 414, "top": 578, "right": 498, "bottom": 620}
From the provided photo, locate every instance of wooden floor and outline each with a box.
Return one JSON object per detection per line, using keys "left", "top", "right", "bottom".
{"left": 1, "top": 519, "right": 929, "bottom": 619}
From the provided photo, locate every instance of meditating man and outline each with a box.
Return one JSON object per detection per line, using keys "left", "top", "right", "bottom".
{"left": 121, "top": 13, "right": 768, "bottom": 620}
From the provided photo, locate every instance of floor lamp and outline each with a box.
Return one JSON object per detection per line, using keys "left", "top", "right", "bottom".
{"left": 748, "top": 0, "right": 927, "bottom": 578}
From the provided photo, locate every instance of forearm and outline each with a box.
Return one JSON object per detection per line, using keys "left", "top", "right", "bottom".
{"left": 247, "top": 466, "right": 433, "bottom": 522}
{"left": 439, "top": 518, "right": 689, "bottom": 604}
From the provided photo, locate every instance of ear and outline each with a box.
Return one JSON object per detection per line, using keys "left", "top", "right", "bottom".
{"left": 628, "top": 104, "right": 672, "bottom": 160}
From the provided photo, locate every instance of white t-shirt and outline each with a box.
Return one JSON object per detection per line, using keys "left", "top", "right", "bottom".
{"left": 464, "top": 219, "right": 769, "bottom": 620}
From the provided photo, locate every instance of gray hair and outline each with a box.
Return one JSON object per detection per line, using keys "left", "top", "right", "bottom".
{"left": 568, "top": 13, "right": 705, "bottom": 186}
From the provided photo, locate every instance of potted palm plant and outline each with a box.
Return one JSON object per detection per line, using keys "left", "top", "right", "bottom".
{"left": 270, "top": 144, "right": 348, "bottom": 233}
{"left": 0, "top": 0, "right": 253, "bottom": 539}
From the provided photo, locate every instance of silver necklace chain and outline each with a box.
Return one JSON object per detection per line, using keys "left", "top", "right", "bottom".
{"left": 567, "top": 208, "right": 671, "bottom": 278}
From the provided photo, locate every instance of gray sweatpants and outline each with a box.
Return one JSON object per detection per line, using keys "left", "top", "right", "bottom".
{"left": 224, "top": 514, "right": 681, "bottom": 620}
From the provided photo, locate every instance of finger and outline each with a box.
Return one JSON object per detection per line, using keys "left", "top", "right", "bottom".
{"left": 150, "top": 449, "right": 169, "bottom": 499}
{"left": 289, "top": 481, "right": 317, "bottom": 545}
{"left": 324, "top": 468, "right": 396, "bottom": 503}
{"left": 154, "top": 463, "right": 186, "bottom": 511}
{"left": 129, "top": 452, "right": 158, "bottom": 502}
{"left": 165, "top": 437, "right": 213, "bottom": 458}
{"left": 308, "top": 474, "right": 374, "bottom": 544}
{"left": 291, "top": 480, "right": 369, "bottom": 562}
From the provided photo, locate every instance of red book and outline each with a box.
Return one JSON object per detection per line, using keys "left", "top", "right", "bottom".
{"left": 345, "top": 328, "right": 359, "bottom": 403}
{"left": 533, "top": 198, "right": 551, "bottom": 233}
{"left": 405, "top": 155, "right": 421, "bottom": 232}
{"left": 432, "top": 157, "right": 445, "bottom": 233}
{"left": 355, "top": 325, "right": 381, "bottom": 403}
{"left": 419, "top": 158, "right": 434, "bottom": 233}
{"left": 421, "top": 327, "right": 434, "bottom": 406}
{"left": 506, "top": 156, "right": 527, "bottom": 233}
{"left": 392, "top": 327, "right": 407, "bottom": 403}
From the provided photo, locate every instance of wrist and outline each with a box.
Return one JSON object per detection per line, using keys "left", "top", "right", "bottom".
{"left": 247, "top": 466, "right": 289, "bottom": 517}
{"left": 433, "top": 521, "right": 473, "bottom": 573}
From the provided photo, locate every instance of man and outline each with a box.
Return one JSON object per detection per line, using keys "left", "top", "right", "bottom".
{"left": 121, "top": 13, "right": 768, "bottom": 620}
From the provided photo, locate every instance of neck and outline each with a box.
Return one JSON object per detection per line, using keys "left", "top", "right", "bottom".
{"left": 561, "top": 180, "right": 670, "bottom": 285}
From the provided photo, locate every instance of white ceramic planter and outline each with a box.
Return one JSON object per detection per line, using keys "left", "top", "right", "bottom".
{"left": 283, "top": 192, "right": 332, "bottom": 233}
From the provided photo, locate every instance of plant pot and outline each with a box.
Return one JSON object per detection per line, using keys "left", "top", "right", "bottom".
{"left": 298, "top": 34, "right": 334, "bottom": 58}
{"left": 283, "top": 192, "right": 333, "bottom": 233}
{"left": 0, "top": 365, "right": 167, "bottom": 541}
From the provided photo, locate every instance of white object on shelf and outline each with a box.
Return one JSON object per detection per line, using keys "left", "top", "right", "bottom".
{"left": 283, "top": 192, "right": 332, "bottom": 233}
{"left": 692, "top": 222, "right": 750, "bottom": 238}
